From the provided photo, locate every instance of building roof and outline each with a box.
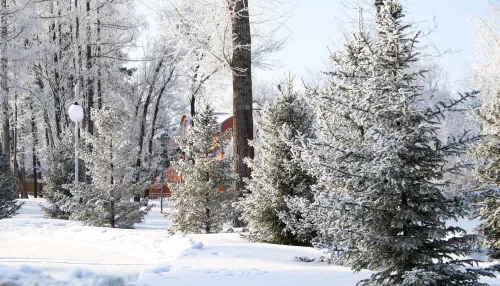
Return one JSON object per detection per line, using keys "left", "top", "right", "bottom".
{"left": 212, "top": 113, "right": 233, "bottom": 125}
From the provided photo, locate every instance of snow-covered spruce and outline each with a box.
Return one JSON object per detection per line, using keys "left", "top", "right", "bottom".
{"left": 288, "top": 1, "right": 494, "bottom": 285}
{"left": 469, "top": 1, "right": 500, "bottom": 260}
{"left": 67, "top": 107, "right": 151, "bottom": 228}
{"left": 237, "top": 75, "right": 316, "bottom": 245}
{"left": 168, "top": 107, "right": 237, "bottom": 234}
{"left": 40, "top": 129, "right": 79, "bottom": 219}
{"left": 0, "top": 142, "right": 22, "bottom": 219}
{"left": 471, "top": 90, "right": 500, "bottom": 259}
{"left": 282, "top": 0, "right": 375, "bottom": 258}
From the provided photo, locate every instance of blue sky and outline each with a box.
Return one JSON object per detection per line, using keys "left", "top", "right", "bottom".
{"left": 258, "top": 0, "right": 492, "bottom": 93}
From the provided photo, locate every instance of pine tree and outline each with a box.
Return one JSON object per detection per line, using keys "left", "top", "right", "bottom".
{"left": 238, "top": 75, "right": 316, "bottom": 245}
{"left": 0, "top": 142, "right": 22, "bottom": 219}
{"left": 68, "top": 107, "right": 151, "bottom": 228}
{"left": 289, "top": 1, "right": 495, "bottom": 284}
{"left": 168, "top": 106, "right": 237, "bottom": 234}
{"left": 471, "top": 92, "right": 500, "bottom": 259}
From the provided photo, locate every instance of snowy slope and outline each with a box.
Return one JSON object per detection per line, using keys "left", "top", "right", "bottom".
{"left": 0, "top": 199, "right": 499, "bottom": 285}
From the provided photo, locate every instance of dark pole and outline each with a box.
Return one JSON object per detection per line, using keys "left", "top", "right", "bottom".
{"left": 160, "top": 174, "right": 164, "bottom": 213}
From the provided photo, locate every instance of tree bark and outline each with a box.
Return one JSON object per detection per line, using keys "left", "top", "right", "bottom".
{"left": 148, "top": 68, "right": 174, "bottom": 155}
{"left": 12, "top": 92, "right": 18, "bottom": 198}
{"left": 230, "top": 0, "right": 254, "bottom": 193}
{"left": 86, "top": 0, "right": 94, "bottom": 135}
{"left": 97, "top": 4, "right": 102, "bottom": 110}
{"left": 30, "top": 97, "right": 38, "bottom": 198}
{"left": 1, "top": 0, "right": 10, "bottom": 159}
{"left": 19, "top": 148, "right": 28, "bottom": 199}
{"left": 136, "top": 57, "right": 165, "bottom": 174}
{"left": 50, "top": 1, "right": 62, "bottom": 140}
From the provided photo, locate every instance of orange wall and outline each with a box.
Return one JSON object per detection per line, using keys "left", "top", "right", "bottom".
{"left": 149, "top": 115, "right": 234, "bottom": 199}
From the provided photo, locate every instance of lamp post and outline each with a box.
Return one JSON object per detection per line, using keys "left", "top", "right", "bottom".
{"left": 161, "top": 171, "right": 165, "bottom": 213}
{"left": 68, "top": 81, "right": 84, "bottom": 183}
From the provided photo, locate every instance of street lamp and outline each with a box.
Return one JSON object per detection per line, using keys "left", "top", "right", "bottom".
{"left": 68, "top": 81, "right": 84, "bottom": 183}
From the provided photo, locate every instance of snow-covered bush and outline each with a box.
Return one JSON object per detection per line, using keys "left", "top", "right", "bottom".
{"left": 167, "top": 106, "right": 237, "bottom": 234}
{"left": 0, "top": 142, "right": 22, "bottom": 219}
{"left": 238, "top": 75, "right": 316, "bottom": 245}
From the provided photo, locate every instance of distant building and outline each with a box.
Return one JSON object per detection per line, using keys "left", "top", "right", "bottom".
{"left": 148, "top": 113, "right": 233, "bottom": 199}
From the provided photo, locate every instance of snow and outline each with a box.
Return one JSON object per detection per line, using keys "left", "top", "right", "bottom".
{"left": 0, "top": 199, "right": 499, "bottom": 285}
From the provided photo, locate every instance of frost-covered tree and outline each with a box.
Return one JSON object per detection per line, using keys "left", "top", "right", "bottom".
{"left": 288, "top": 1, "right": 495, "bottom": 284}
{"left": 67, "top": 107, "right": 151, "bottom": 228}
{"left": 282, "top": 8, "right": 374, "bottom": 253}
{"left": 469, "top": 1, "right": 500, "bottom": 260}
{"left": 0, "top": 142, "right": 22, "bottom": 219}
{"left": 40, "top": 129, "right": 78, "bottom": 219}
{"left": 471, "top": 92, "right": 500, "bottom": 259}
{"left": 238, "top": 76, "right": 316, "bottom": 245}
{"left": 168, "top": 107, "right": 237, "bottom": 234}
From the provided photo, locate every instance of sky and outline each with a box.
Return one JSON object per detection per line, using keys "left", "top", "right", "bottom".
{"left": 256, "top": 0, "right": 492, "bottom": 93}
{"left": 135, "top": 0, "right": 493, "bottom": 102}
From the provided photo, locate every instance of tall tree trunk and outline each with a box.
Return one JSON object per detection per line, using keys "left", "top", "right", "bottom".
{"left": 37, "top": 158, "right": 42, "bottom": 198}
{"left": 1, "top": 0, "right": 10, "bottom": 159}
{"left": 19, "top": 148, "right": 28, "bottom": 199}
{"left": 30, "top": 97, "right": 39, "bottom": 198}
{"left": 12, "top": 92, "right": 18, "bottom": 198}
{"left": 86, "top": 0, "right": 94, "bottom": 134}
{"left": 97, "top": 2, "right": 102, "bottom": 110}
{"left": 136, "top": 57, "right": 165, "bottom": 175}
{"left": 51, "top": 1, "right": 62, "bottom": 140}
{"left": 43, "top": 110, "right": 54, "bottom": 149}
{"left": 230, "top": 0, "right": 254, "bottom": 193}
{"left": 190, "top": 63, "right": 200, "bottom": 118}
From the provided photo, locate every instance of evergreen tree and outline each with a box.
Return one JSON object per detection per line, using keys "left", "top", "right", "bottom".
{"left": 68, "top": 107, "right": 151, "bottom": 228}
{"left": 238, "top": 75, "right": 316, "bottom": 245}
{"left": 289, "top": 1, "right": 496, "bottom": 284}
{"left": 168, "top": 106, "right": 237, "bottom": 234}
{"left": 282, "top": 8, "right": 374, "bottom": 254}
{"left": 0, "top": 142, "right": 22, "bottom": 219}
{"left": 471, "top": 92, "right": 500, "bottom": 259}
{"left": 40, "top": 129, "right": 78, "bottom": 219}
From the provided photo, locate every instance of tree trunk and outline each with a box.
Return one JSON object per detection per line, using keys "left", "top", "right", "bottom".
{"left": 51, "top": 1, "right": 62, "bottom": 141}
{"left": 86, "top": 0, "right": 94, "bottom": 135}
{"left": 37, "top": 159, "right": 42, "bottom": 198}
{"left": 32, "top": 149, "right": 38, "bottom": 198}
{"left": 136, "top": 57, "right": 165, "bottom": 174}
{"left": 11, "top": 92, "right": 18, "bottom": 199}
{"left": 19, "top": 149, "right": 28, "bottom": 199}
{"left": 30, "top": 96, "right": 39, "bottom": 198}
{"left": 43, "top": 111, "right": 54, "bottom": 149}
{"left": 97, "top": 2, "right": 102, "bottom": 110}
{"left": 1, "top": 0, "right": 10, "bottom": 159}
{"left": 110, "top": 201, "right": 115, "bottom": 228}
{"left": 148, "top": 68, "right": 174, "bottom": 154}
{"left": 230, "top": 0, "right": 254, "bottom": 194}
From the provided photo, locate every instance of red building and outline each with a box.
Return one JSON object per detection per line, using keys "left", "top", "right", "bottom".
{"left": 148, "top": 113, "right": 233, "bottom": 199}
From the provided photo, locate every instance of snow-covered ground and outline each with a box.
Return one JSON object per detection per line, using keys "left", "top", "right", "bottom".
{"left": 0, "top": 199, "right": 499, "bottom": 285}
